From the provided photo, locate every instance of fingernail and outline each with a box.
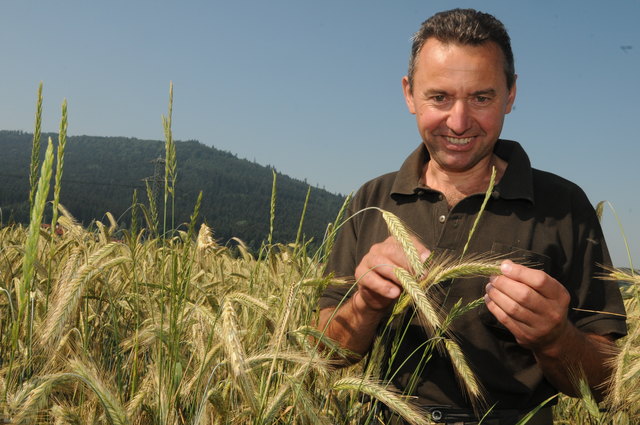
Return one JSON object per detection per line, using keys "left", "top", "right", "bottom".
{"left": 489, "top": 275, "right": 497, "bottom": 283}
{"left": 420, "top": 250, "right": 431, "bottom": 262}
{"left": 501, "top": 261, "right": 512, "bottom": 273}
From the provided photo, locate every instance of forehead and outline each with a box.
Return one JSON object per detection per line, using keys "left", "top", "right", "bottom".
{"left": 414, "top": 38, "right": 508, "bottom": 87}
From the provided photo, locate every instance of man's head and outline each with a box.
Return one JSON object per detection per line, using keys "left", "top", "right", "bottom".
{"left": 407, "top": 8, "right": 515, "bottom": 91}
{"left": 401, "top": 9, "right": 517, "bottom": 175}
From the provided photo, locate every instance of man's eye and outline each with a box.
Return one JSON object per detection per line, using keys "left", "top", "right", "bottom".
{"left": 473, "top": 95, "right": 491, "bottom": 104}
{"left": 431, "top": 95, "right": 447, "bottom": 103}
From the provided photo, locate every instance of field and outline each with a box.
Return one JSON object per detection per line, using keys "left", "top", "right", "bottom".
{"left": 0, "top": 87, "right": 638, "bottom": 424}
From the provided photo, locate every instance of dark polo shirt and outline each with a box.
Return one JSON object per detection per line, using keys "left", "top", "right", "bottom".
{"left": 320, "top": 139, "right": 627, "bottom": 411}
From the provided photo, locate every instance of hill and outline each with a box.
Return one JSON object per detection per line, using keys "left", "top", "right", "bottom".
{"left": 0, "top": 130, "right": 346, "bottom": 249}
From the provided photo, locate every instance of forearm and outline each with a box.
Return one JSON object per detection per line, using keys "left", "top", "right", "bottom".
{"left": 533, "top": 323, "right": 616, "bottom": 401}
{"left": 317, "top": 291, "right": 388, "bottom": 362}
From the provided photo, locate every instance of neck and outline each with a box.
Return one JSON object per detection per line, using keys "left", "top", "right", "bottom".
{"left": 423, "top": 154, "right": 507, "bottom": 207}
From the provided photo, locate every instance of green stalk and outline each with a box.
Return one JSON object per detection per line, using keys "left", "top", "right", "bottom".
{"left": 15, "top": 138, "right": 54, "bottom": 355}
{"left": 28, "top": 83, "right": 43, "bottom": 211}
{"left": 268, "top": 169, "right": 277, "bottom": 247}
{"left": 293, "top": 186, "right": 311, "bottom": 256}
{"left": 46, "top": 99, "right": 68, "bottom": 310}
{"left": 144, "top": 180, "right": 158, "bottom": 237}
{"left": 128, "top": 191, "right": 140, "bottom": 399}
{"left": 159, "top": 82, "right": 177, "bottom": 421}
{"left": 596, "top": 200, "right": 635, "bottom": 272}
{"left": 162, "top": 82, "right": 176, "bottom": 238}
{"left": 461, "top": 166, "right": 496, "bottom": 258}
{"left": 319, "top": 193, "right": 352, "bottom": 266}
{"left": 51, "top": 99, "right": 67, "bottom": 232}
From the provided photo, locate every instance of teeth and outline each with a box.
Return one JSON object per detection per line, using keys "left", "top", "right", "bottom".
{"left": 446, "top": 137, "right": 472, "bottom": 145}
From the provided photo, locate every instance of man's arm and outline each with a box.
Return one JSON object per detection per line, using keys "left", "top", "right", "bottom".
{"left": 317, "top": 292, "right": 389, "bottom": 360}
{"left": 485, "top": 260, "right": 617, "bottom": 400}
{"left": 532, "top": 329, "right": 615, "bottom": 401}
{"left": 316, "top": 236, "right": 431, "bottom": 361}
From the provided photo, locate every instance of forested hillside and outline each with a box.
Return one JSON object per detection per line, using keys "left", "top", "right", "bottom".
{"left": 0, "top": 130, "right": 345, "bottom": 248}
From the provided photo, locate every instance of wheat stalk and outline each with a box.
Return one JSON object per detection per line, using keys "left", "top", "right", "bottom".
{"left": 381, "top": 210, "right": 424, "bottom": 276}
{"left": 50, "top": 403, "right": 82, "bottom": 425}
{"left": 162, "top": 81, "right": 177, "bottom": 235}
{"left": 261, "top": 366, "right": 331, "bottom": 425}
{"left": 393, "top": 267, "right": 441, "bottom": 334}
{"left": 321, "top": 193, "right": 352, "bottom": 265}
{"left": 125, "top": 366, "right": 156, "bottom": 420}
{"left": 51, "top": 99, "right": 68, "bottom": 232}
{"left": 38, "top": 243, "right": 123, "bottom": 345}
{"left": 20, "top": 138, "right": 54, "bottom": 312}
{"left": 11, "top": 372, "right": 74, "bottom": 425}
{"left": 66, "top": 359, "right": 130, "bottom": 425}
{"left": 392, "top": 251, "right": 500, "bottom": 318}
{"left": 56, "top": 204, "right": 85, "bottom": 240}
{"left": 12, "top": 359, "right": 129, "bottom": 425}
{"left": 332, "top": 376, "right": 431, "bottom": 425}
{"left": 421, "top": 256, "right": 501, "bottom": 289}
{"left": 294, "top": 186, "right": 311, "bottom": 253}
{"left": 461, "top": 166, "right": 496, "bottom": 257}
{"left": 196, "top": 223, "right": 216, "bottom": 251}
{"left": 221, "top": 300, "right": 259, "bottom": 414}
{"left": 267, "top": 169, "right": 277, "bottom": 247}
{"left": 28, "top": 82, "right": 43, "bottom": 211}
{"left": 443, "top": 338, "right": 483, "bottom": 406}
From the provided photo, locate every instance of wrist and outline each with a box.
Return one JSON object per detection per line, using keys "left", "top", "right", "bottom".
{"left": 533, "top": 320, "right": 576, "bottom": 359}
{"left": 351, "top": 290, "right": 388, "bottom": 322}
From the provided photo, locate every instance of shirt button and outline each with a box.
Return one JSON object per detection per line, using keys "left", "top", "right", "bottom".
{"left": 438, "top": 194, "right": 444, "bottom": 201}
{"left": 438, "top": 215, "right": 446, "bottom": 223}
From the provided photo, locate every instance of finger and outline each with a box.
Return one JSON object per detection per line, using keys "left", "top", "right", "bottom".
{"left": 486, "top": 276, "right": 569, "bottom": 349}
{"left": 357, "top": 264, "right": 402, "bottom": 298}
{"left": 353, "top": 236, "right": 431, "bottom": 311}
{"left": 487, "top": 274, "right": 548, "bottom": 312}
{"left": 377, "top": 235, "right": 431, "bottom": 272}
{"left": 385, "top": 235, "right": 430, "bottom": 269}
{"left": 485, "top": 278, "right": 538, "bottom": 324}
{"left": 499, "top": 260, "right": 562, "bottom": 299}
{"left": 356, "top": 255, "right": 398, "bottom": 281}
{"left": 484, "top": 294, "right": 537, "bottom": 346}
{"left": 358, "top": 236, "right": 426, "bottom": 280}
{"left": 409, "top": 236, "right": 432, "bottom": 261}
{"left": 354, "top": 245, "right": 404, "bottom": 309}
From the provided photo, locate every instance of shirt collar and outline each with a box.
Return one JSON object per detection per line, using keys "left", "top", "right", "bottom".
{"left": 390, "top": 139, "right": 535, "bottom": 204}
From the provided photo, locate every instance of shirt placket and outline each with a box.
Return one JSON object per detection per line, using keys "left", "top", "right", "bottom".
{"left": 434, "top": 201, "right": 467, "bottom": 251}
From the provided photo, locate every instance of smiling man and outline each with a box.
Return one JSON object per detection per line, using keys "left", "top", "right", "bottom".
{"left": 317, "top": 9, "right": 627, "bottom": 425}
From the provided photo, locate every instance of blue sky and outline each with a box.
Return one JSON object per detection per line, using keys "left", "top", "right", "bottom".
{"left": 1, "top": 0, "right": 638, "bottom": 267}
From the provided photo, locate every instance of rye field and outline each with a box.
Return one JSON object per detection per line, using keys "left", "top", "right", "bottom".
{"left": 0, "top": 86, "right": 637, "bottom": 424}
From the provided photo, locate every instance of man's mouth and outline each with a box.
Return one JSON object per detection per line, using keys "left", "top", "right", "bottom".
{"left": 445, "top": 136, "right": 472, "bottom": 145}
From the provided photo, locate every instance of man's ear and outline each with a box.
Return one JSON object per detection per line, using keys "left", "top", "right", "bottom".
{"left": 505, "top": 74, "right": 517, "bottom": 114}
{"left": 402, "top": 76, "right": 416, "bottom": 114}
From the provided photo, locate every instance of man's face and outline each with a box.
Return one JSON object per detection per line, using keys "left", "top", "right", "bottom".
{"left": 402, "top": 38, "right": 516, "bottom": 174}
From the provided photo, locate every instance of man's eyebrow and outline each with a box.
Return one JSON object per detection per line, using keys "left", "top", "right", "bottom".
{"left": 471, "top": 89, "right": 497, "bottom": 96}
{"left": 420, "top": 88, "right": 498, "bottom": 97}
{"left": 421, "top": 89, "right": 449, "bottom": 96}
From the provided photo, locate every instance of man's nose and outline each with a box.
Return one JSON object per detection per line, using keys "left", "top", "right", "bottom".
{"left": 446, "top": 100, "right": 471, "bottom": 135}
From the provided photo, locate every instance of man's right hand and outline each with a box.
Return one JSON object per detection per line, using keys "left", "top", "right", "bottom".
{"left": 317, "top": 236, "right": 430, "bottom": 360}
{"left": 354, "top": 236, "right": 431, "bottom": 312}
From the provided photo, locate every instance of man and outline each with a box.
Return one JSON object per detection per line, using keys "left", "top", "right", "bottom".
{"left": 317, "top": 8, "right": 627, "bottom": 425}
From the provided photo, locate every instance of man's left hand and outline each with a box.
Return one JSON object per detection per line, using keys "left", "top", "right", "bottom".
{"left": 484, "top": 260, "right": 571, "bottom": 355}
